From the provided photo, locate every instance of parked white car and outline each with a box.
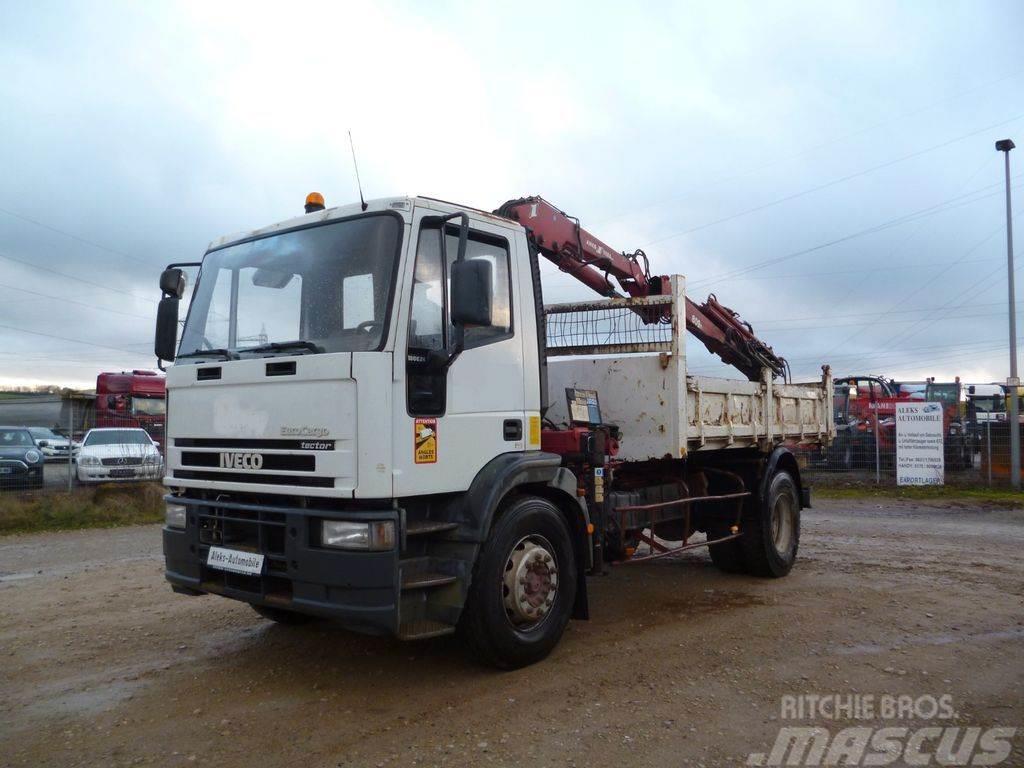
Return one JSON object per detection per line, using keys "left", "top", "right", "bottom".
{"left": 28, "top": 427, "right": 81, "bottom": 462}
{"left": 75, "top": 428, "right": 163, "bottom": 484}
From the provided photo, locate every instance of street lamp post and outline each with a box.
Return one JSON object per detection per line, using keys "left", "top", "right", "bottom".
{"left": 996, "top": 138, "right": 1018, "bottom": 489}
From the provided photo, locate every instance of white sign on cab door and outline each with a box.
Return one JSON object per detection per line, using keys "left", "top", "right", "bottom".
{"left": 896, "top": 402, "right": 944, "bottom": 486}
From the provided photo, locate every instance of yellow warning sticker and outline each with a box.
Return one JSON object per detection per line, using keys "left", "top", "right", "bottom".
{"left": 414, "top": 418, "right": 437, "bottom": 464}
{"left": 528, "top": 415, "right": 541, "bottom": 446}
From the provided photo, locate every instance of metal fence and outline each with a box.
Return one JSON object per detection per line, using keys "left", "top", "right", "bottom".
{"left": 0, "top": 396, "right": 164, "bottom": 494}
{"left": 544, "top": 295, "right": 673, "bottom": 356}
{"left": 801, "top": 415, "right": 1023, "bottom": 487}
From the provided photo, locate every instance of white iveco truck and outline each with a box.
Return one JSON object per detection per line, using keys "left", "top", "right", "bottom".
{"left": 155, "top": 193, "right": 833, "bottom": 668}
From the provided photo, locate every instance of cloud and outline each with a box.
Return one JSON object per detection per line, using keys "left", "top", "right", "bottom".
{"left": 0, "top": 0, "right": 1023, "bottom": 389}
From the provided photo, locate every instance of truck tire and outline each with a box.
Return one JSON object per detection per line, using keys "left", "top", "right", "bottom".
{"left": 459, "top": 495, "right": 577, "bottom": 669}
{"left": 251, "top": 605, "right": 317, "bottom": 625}
{"left": 740, "top": 470, "right": 799, "bottom": 578}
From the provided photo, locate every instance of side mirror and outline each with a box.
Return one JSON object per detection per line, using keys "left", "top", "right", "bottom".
{"left": 160, "top": 268, "right": 186, "bottom": 299}
{"left": 155, "top": 296, "right": 180, "bottom": 361}
{"left": 451, "top": 259, "right": 493, "bottom": 327}
{"left": 38, "top": 440, "right": 49, "bottom": 448}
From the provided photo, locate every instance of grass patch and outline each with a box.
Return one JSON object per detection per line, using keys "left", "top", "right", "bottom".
{"left": 0, "top": 483, "right": 164, "bottom": 535}
{"left": 811, "top": 481, "right": 1024, "bottom": 508}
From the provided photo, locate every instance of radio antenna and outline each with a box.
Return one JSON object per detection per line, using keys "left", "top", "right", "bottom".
{"left": 348, "top": 130, "right": 368, "bottom": 212}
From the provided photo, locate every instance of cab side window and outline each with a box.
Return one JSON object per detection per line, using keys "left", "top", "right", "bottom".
{"left": 449, "top": 232, "right": 512, "bottom": 348}
{"left": 408, "top": 228, "right": 446, "bottom": 351}
{"left": 408, "top": 223, "right": 513, "bottom": 351}
{"left": 406, "top": 221, "right": 514, "bottom": 416}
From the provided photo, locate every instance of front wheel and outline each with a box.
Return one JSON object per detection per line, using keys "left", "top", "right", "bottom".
{"left": 741, "top": 470, "right": 800, "bottom": 578}
{"left": 459, "top": 495, "right": 577, "bottom": 669}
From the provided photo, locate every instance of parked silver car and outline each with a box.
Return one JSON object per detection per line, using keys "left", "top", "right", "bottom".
{"left": 28, "top": 427, "right": 81, "bottom": 462}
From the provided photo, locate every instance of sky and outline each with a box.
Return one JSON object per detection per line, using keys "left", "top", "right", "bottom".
{"left": 1, "top": 0, "right": 1023, "bottom": 389}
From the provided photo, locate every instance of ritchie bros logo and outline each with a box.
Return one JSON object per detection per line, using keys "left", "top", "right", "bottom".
{"left": 746, "top": 694, "right": 1016, "bottom": 766}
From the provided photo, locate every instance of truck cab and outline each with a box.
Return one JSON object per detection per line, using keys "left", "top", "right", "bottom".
{"left": 95, "top": 370, "right": 167, "bottom": 447}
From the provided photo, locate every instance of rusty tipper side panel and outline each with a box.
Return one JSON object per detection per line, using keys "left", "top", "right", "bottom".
{"left": 543, "top": 277, "right": 834, "bottom": 461}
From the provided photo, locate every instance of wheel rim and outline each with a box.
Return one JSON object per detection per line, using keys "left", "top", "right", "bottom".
{"left": 502, "top": 535, "right": 559, "bottom": 631}
{"left": 770, "top": 491, "right": 795, "bottom": 555}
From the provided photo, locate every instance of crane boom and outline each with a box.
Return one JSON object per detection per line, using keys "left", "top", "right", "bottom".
{"left": 494, "top": 196, "right": 789, "bottom": 382}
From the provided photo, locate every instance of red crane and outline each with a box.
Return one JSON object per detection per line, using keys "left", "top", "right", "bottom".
{"left": 494, "top": 196, "right": 789, "bottom": 381}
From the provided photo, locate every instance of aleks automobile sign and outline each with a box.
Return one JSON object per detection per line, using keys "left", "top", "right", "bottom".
{"left": 895, "top": 402, "right": 944, "bottom": 486}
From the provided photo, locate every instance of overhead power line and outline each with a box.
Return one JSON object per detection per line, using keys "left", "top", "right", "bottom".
{"left": 750, "top": 300, "right": 1008, "bottom": 326}
{"left": 0, "top": 205, "right": 152, "bottom": 266}
{"left": 0, "top": 282, "right": 154, "bottom": 321}
{"left": 0, "top": 321, "right": 151, "bottom": 356}
{"left": 592, "top": 68, "right": 1024, "bottom": 231}
{"left": 688, "top": 179, "right": 1021, "bottom": 290}
{"left": 0, "top": 251, "right": 156, "bottom": 304}
{"left": 762, "top": 309, "right": 1009, "bottom": 334}
{"left": 720, "top": 256, "right": 1000, "bottom": 283}
{"left": 645, "top": 112, "right": 1024, "bottom": 246}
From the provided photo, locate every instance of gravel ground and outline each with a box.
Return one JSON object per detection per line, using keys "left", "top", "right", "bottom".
{"left": 1, "top": 497, "right": 1022, "bottom": 767}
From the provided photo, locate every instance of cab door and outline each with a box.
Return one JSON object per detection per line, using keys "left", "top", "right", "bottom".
{"left": 392, "top": 207, "right": 526, "bottom": 496}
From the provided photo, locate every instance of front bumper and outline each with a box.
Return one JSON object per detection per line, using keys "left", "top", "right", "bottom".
{"left": 78, "top": 464, "right": 163, "bottom": 483}
{"left": 43, "top": 449, "right": 77, "bottom": 462}
{"left": 0, "top": 461, "right": 42, "bottom": 485}
{"left": 163, "top": 495, "right": 400, "bottom": 635}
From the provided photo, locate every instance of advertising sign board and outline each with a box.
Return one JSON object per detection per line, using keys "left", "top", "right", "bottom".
{"left": 896, "top": 401, "right": 944, "bottom": 485}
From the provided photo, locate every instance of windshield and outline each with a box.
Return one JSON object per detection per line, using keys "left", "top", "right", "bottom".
{"left": 132, "top": 397, "right": 166, "bottom": 417}
{"left": 925, "top": 385, "right": 960, "bottom": 406}
{"left": 179, "top": 214, "right": 402, "bottom": 359}
{"left": 85, "top": 430, "right": 153, "bottom": 447}
{"left": 0, "top": 429, "right": 33, "bottom": 447}
{"left": 972, "top": 396, "right": 1004, "bottom": 414}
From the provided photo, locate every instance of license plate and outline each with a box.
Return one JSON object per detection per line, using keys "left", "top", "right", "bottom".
{"left": 110, "top": 469, "right": 135, "bottom": 478}
{"left": 206, "top": 546, "right": 264, "bottom": 576}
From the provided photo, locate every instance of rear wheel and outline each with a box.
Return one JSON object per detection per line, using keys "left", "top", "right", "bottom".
{"left": 251, "top": 605, "right": 318, "bottom": 625}
{"left": 459, "top": 495, "right": 576, "bottom": 669}
{"left": 740, "top": 470, "right": 800, "bottom": 578}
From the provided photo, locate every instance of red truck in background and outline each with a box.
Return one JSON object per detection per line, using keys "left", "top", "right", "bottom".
{"left": 830, "top": 375, "right": 902, "bottom": 470}
{"left": 828, "top": 375, "right": 972, "bottom": 471}
{"left": 95, "top": 370, "right": 166, "bottom": 448}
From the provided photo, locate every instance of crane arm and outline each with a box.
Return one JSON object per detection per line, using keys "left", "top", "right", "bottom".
{"left": 494, "top": 196, "right": 788, "bottom": 382}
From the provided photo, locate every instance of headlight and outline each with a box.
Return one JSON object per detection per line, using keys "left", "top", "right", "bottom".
{"left": 24, "top": 450, "right": 42, "bottom": 464}
{"left": 79, "top": 455, "right": 101, "bottom": 466}
{"left": 165, "top": 502, "right": 187, "bottom": 529}
{"left": 949, "top": 425, "right": 960, "bottom": 435}
{"left": 320, "top": 520, "right": 394, "bottom": 551}
{"left": 143, "top": 453, "right": 161, "bottom": 465}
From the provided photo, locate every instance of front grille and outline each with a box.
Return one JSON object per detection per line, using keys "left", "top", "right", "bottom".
{"left": 196, "top": 504, "right": 292, "bottom": 600}
{"left": 101, "top": 457, "right": 143, "bottom": 466}
{"left": 173, "top": 469, "right": 334, "bottom": 487}
{"left": 180, "top": 451, "right": 315, "bottom": 472}
{"left": 175, "top": 438, "right": 335, "bottom": 451}
{"left": 198, "top": 506, "right": 287, "bottom": 554}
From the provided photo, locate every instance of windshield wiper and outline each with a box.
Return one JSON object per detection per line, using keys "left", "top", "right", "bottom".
{"left": 238, "top": 340, "right": 325, "bottom": 356}
{"left": 177, "top": 348, "right": 239, "bottom": 361}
